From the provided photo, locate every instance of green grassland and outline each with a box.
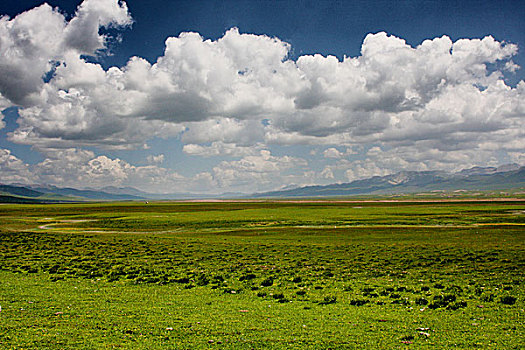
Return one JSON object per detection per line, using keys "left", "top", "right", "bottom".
{"left": 0, "top": 200, "right": 524, "bottom": 349}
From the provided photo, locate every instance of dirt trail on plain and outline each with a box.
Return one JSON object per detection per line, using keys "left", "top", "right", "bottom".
{"left": 38, "top": 219, "right": 94, "bottom": 230}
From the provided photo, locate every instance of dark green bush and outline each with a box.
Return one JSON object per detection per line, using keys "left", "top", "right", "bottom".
{"left": 319, "top": 295, "right": 337, "bottom": 305}
{"left": 272, "top": 292, "right": 285, "bottom": 300}
{"left": 415, "top": 297, "right": 428, "bottom": 305}
{"left": 239, "top": 273, "right": 256, "bottom": 281}
{"left": 481, "top": 293, "right": 495, "bottom": 302}
{"left": 261, "top": 277, "right": 273, "bottom": 287}
{"left": 447, "top": 301, "right": 467, "bottom": 310}
{"left": 350, "top": 298, "right": 368, "bottom": 306}
{"left": 292, "top": 276, "right": 302, "bottom": 283}
{"left": 500, "top": 296, "right": 517, "bottom": 305}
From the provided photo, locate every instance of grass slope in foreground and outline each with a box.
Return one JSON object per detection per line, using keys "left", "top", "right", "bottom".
{"left": 0, "top": 201, "right": 524, "bottom": 349}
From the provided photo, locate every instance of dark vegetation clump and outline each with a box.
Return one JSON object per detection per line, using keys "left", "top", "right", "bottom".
{"left": 350, "top": 298, "right": 368, "bottom": 306}
{"left": 447, "top": 301, "right": 467, "bottom": 310}
{"left": 428, "top": 294, "right": 457, "bottom": 309}
{"left": 319, "top": 295, "right": 337, "bottom": 305}
{"left": 292, "top": 276, "right": 302, "bottom": 283}
{"left": 500, "top": 296, "right": 517, "bottom": 305}
{"left": 261, "top": 277, "right": 274, "bottom": 287}
{"left": 481, "top": 293, "right": 495, "bottom": 302}
{"left": 239, "top": 273, "right": 256, "bottom": 281}
{"left": 415, "top": 297, "right": 429, "bottom": 305}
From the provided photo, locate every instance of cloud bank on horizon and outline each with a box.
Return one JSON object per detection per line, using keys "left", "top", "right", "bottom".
{"left": 0, "top": 0, "right": 524, "bottom": 193}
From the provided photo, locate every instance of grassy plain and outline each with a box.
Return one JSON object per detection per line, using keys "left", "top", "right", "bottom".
{"left": 0, "top": 200, "right": 524, "bottom": 349}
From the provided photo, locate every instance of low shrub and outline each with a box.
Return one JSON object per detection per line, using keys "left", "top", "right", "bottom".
{"left": 350, "top": 298, "right": 368, "bottom": 306}
{"left": 261, "top": 277, "right": 274, "bottom": 287}
{"left": 319, "top": 295, "right": 337, "bottom": 305}
{"left": 500, "top": 296, "right": 517, "bottom": 305}
{"left": 415, "top": 297, "right": 428, "bottom": 305}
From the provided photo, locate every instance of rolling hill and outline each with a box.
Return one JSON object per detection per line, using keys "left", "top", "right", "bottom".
{"left": 253, "top": 164, "right": 525, "bottom": 198}
{"left": 1, "top": 164, "right": 523, "bottom": 202}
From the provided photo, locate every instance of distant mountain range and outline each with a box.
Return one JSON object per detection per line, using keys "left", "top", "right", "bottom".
{"left": 0, "top": 183, "right": 237, "bottom": 203}
{"left": 253, "top": 164, "right": 525, "bottom": 198}
{"left": 28, "top": 185, "right": 147, "bottom": 201}
{"left": 0, "top": 164, "right": 523, "bottom": 202}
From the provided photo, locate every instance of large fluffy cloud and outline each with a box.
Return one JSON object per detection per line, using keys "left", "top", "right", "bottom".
{"left": 0, "top": 147, "right": 192, "bottom": 192}
{"left": 211, "top": 150, "right": 308, "bottom": 191}
{"left": 0, "top": 0, "right": 523, "bottom": 192}
{"left": 0, "top": 147, "right": 313, "bottom": 193}
{"left": 0, "top": 149, "right": 33, "bottom": 183}
{"left": 1, "top": 6, "right": 521, "bottom": 151}
{"left": 0, "top": 0, "right": 131, "bottom": 106}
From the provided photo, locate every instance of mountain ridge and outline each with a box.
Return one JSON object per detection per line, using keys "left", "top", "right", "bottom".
{"left": 253, "top": 164, "right": 525, "bottom": 198}
{"left": 1, "top": 164, "right": 524, "bottom": 201}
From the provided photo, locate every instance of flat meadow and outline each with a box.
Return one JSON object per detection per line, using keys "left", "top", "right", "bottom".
{"left": 0, "top": 200, "right": 523, "bottom": 349}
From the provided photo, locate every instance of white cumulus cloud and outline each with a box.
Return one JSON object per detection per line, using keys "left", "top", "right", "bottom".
{"left": 146, "top": 154, "right": 165, "bottom": 164}
{"left": 0, "top": 149, "right": 34, "bottom": 183}
{"left": 0, "top": 1, "right": 523, "bottom": 192}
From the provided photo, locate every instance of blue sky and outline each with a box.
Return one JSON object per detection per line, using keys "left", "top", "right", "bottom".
{"left": 0, "top": 0, "right": 524, "bottom": 193}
